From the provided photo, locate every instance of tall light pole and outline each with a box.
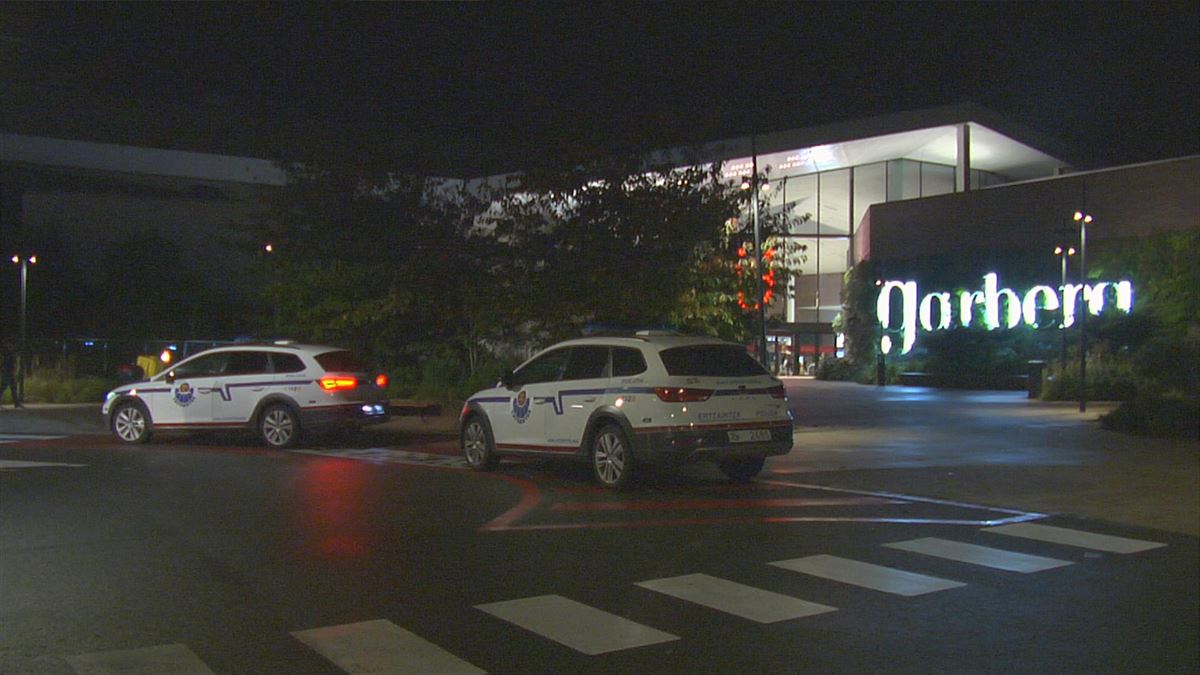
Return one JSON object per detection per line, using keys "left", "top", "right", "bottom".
{"left": 10, "top": 253, "right": 37, "bottom": 403}
{"left": 263, "top": 242, "right": 280, "bottom": 334}
{"left": 1053, "top": 243, "right": 1075, "bottom": 369}
{"left": 1073, "top": 210, "right": 1092, "bottom": 413}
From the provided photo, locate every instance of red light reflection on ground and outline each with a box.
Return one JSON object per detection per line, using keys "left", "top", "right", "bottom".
{"left": 293, "top": 458, "right": 378, "bottom": 560}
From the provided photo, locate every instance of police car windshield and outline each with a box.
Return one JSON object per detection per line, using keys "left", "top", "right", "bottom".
{"left": 659, "top": 345, "right": 767, "bottom": 377}
{"left": 315, "top": 350, "right": 366, "bottom": 373}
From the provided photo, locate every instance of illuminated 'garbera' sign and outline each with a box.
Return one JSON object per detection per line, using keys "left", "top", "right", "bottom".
{"left": 877, "top": 273, "right": 1133, "bottom": 354}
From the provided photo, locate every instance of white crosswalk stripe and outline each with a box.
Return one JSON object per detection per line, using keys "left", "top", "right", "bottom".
{"left": 636, "top": 573, "right": 837, "bottom": 622}
{"left": 65, "top": 643, "right": 215, "bottom": 675}
{"left": 476, "top": 594, "right": 679, "bottom": 655}
{"left": 292, "top": 619, "right": 485, "bottom": 675}
{"left": 984, "top": 522, "right": 1167, "bottom": 554}
{"left": 884, "top": 537, "right": 1074, "bottom": 573}
{"left": 770, "top": 554, "right": 967, "bottom": 596}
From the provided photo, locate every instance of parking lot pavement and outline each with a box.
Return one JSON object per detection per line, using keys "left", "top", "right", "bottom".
{"left": 0, "top": 400, "right": 461, "bottom": 447}
{"left": 4, "top": 387, "right": 1196, "bottom": 537}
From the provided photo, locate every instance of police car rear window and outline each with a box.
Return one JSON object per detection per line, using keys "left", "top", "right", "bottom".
{"left": 659, "top": 345, "right": 767, "bottom": 377}
{"left": 315, "top": 350, "right": 366, "bottom": 373}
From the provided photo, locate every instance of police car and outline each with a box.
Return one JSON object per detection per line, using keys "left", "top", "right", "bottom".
{"left": 102, "top": 342, "right": 390, "bottom": 448}
{"left": 459, "top": 332, "right": 794, "bottom": 489}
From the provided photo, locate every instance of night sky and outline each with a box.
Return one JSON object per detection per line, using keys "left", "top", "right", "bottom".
{"left": 1, "top": 1, "right": 1197, "bottom": 176}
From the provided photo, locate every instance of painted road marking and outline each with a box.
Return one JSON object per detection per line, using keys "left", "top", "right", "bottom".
{"left": 636, "top": 573, "right": 837, "bottom": 623}
{"left": 475, "top": 594, "right": 679, "bottom": 655}
{"left": 0, "top": 459, "right": 86, "bottom": 470}
{"left": 885, "top": 537, "right": 1074, "bottom": 573}
{"left": 292, "top": 619, "right": 485, "bottom": 675}
{"left": 985, "top": 522, "right": 1167, "bottom": 554}
{"left": 552, "top": 496, "right": 906, "bottom": 511}
{"left": 0, "top": 433, "right": 66, "bottom": 444}
{"left": 769, "top": 554, "right": 967, "bottom": 596}
{"left": 65, "top": 643, "right": 215, "bottom": 675}
{"left": 291, "top": 447, "right": 468, "bottom": 469}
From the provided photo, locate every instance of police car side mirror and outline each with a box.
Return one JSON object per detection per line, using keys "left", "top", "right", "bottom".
{"left": 164, "top": 371, "right": 176, "bottom": 384}
{"left": 500, "top": 371, "right": 515, "bottom": 390}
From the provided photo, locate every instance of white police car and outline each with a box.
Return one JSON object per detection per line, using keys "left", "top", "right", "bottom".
{"left": 102, "top": 342, "right": 390, "bottom": 448}
{"left": 459, "top": 332, "right": 793, "bottom": 489}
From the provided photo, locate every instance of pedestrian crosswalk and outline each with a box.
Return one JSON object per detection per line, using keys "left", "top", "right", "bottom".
{"left": 769, "top": 554, "right": 966, "bottom": 596}
{"left": 60, "top": 522, "right": 1168, "bottom": 674}
{"left": 292, "top": 619, "right": 486, "bottom": 675}
{"left": 883, "top": 536, "right": 1075, "bottom": 572}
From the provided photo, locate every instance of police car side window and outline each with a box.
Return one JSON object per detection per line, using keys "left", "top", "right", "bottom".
{"left": 562, "top": 346, "right": 609, "bottom": 381}
{"left": 226, "top": 351, "right": 269, "bottom": 375}
{"left": 270, "top": 353, "right": 305, "bottom": 374}
{"left": 511, "top": 349, "right": 570, "bottom": 387}
{"left": 172, "top": 353, "right": 229, "bottom": 378}
{"left": 612, "top": 348, "right": 647, "bottom": 377}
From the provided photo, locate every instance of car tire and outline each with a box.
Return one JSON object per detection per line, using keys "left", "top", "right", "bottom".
{"left": 260, "top": 403, "right": 301, "bottom": 449}
{"left": 719, "top": 456, "right": 765, "bottom": 482}
{"left": 591, "top": 423, "right": 634, "bottom": 490}
{"left": 111, "top": 401, "right": 152, "bottom": 444}
{"left": 461, "top": 414, "right": 499, "bottom": 471}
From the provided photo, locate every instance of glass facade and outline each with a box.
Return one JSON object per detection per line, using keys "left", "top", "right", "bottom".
{"left": 747, "top": 153, "right": 1005, "bottom": 371}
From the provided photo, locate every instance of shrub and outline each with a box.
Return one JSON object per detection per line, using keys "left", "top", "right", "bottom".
{"left": 1102, "top": 391, "right": 1198, "bottom": 439}
{"left": 14, "top": 372, "right": 115, "bottom": 404}
{"left": 815, "top": 357, "right": 862, "bottom": 382}
{"left": 1041, "top": 356, "right": 1138, "bottom": 402}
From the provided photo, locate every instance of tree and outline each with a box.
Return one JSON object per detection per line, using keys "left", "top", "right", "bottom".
{"left": 249, "top": 152, "right": 487, "bottom": 368}
{"left": 489, "top": 154, "right": 808, "bottom": 341}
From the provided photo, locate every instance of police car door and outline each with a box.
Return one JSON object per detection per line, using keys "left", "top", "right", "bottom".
{"left": 495, "top": 347, "right": 570, "bottom": 452}
{"left": 156, "top": 351, "right": 227, "bottom": 428}
{"left": 546, "top": 346, "right": 610, "bottom": 450}
{"left": 211, "top": 350, "right": 270, "bottom": 423}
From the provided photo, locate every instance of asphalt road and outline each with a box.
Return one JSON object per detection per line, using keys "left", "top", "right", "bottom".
{"left": 1, "top": 380, "right": 1196, "bottom": 674}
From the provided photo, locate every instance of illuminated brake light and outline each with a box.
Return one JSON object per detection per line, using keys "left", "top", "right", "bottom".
{"left": 375, "top": 373, "right": 389, "bottom": 388}
{"left": 319, "top": 375, "right": 358, "bottom": 391}
{"left": 655, "top": 387, "right": 713, "bottom": 403}
{"left": 769, "top": 385, "right": 786, "bottom": 399}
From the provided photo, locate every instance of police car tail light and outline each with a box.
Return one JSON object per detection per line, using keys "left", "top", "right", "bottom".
{"left": 375, "top": 373, "right": 389, "bottom": 389}
{"left": 319, "top": 375, "right": 358, "bottom": 391}
{"left": 769, "top": 385, "right": 786, "bottom": 399}
{"left": 655, "top": 387, "right": 713, "bottom": 403}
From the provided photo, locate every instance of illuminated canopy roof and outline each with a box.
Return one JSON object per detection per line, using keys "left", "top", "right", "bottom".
{"left": 650, "top": 104, "right": 1069, "bottom": 182}
{"left": 0, "top": 132, "right": 287, "bottom": 186}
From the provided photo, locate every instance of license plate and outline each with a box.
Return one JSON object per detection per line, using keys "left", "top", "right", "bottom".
{"left": 728, "top": 429, "right": 771, "bottom": 443}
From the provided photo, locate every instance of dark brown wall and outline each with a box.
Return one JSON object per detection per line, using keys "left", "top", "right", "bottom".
{"left": 865, "top": 156, "right": 1200, "bottom": 262}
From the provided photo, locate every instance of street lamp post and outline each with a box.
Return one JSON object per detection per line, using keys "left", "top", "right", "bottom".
{"left": 10, "top": 253, "right": 37, "bottom": 404}
{"left": 1053, "top": 243, "right": 1075, "bottom": 370}
{"left": 1073, "top": 210, "right": 1092, "bottom": 413}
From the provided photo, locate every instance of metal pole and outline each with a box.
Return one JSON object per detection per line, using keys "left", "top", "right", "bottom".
{"left": 18, "top": 258, "right": 27, "bottom": 403}
{"left": 751, "top": 137, "right": 767, "bottom": 367}
{"left": 1060, "top": 250, "right": 1069, "bottom": 369}
{"left": 1078, "top": 213, "right": 1087, "bottom": 413}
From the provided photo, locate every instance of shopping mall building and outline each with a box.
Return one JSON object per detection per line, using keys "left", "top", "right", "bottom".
{"left": 628, "top": 104, "right": 1198, "bottom": 373}
{"left": 2, "top": 104, "right": 1197, "bottom": 369}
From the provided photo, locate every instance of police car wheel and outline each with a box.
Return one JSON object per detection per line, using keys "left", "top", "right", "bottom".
{"left": 462, "top": 415, "right": 499, "bottom": 471}
{"left": 260, "top": 404, "right": 300, "bottom": 449}
{"left": 112, "top": 402, "right": 151, "bottom": 444}
{"left": 719, "top": 456, "right": 765, "bottom": 482}
{"left": 592, "top": 424, "right": 634, "bottom": 490}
